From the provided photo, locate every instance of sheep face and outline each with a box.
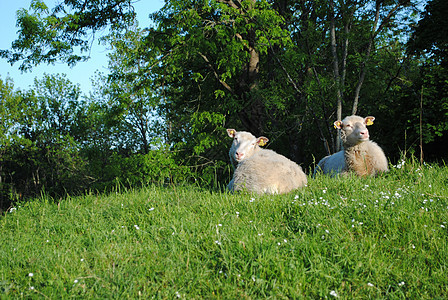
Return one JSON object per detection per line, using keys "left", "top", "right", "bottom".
{"left": 334, "top": 116, "right": 375, "bottom": 147}
{"left": 227, "top": 129, "right": 268, "bottom": 165}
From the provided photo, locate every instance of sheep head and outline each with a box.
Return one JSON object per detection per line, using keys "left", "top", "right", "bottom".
{"left": 227, "top": 129, "right": 268, "bottom": 165}
{"left": 334, "top": 116, "right": 375, "bottom": 147}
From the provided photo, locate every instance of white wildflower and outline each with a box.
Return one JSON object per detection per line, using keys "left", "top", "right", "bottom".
{"left": 367, "top": 282, "right": 374, "bottom": 287}
{"left": 398, "top": 281, "right": 405, "bottom": 287}
{"left": 330, "top": 290, "right": 338, "bottom": 297}
{"left": 28, "top": 273, "right": 34, "bottom": 277}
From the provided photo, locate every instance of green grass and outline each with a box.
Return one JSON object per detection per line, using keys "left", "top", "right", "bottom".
{"left": 1, "top": 160, "right": 447, "bottom": 299}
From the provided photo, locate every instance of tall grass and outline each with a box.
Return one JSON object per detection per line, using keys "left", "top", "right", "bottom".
{"left": 1, "top": 159, "right": 447, "bottom": 298}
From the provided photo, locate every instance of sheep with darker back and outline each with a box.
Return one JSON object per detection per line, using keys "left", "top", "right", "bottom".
{"left": 226, "top": 129, "right": 307, "bottom": 194}
{"left": 313, "top": 115, "right": 388, "bottom": 177}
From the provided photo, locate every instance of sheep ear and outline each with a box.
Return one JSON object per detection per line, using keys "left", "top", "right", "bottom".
{"left": 334, "top": 120, "right": 343, "bottom": 129}
{"left": 365, "top": 116, "right": 375, "bottom": 126}
{"left": 227, "top": 129, "right": 236, "bottom": 138}
{"left": 257, "top": 137, "right": 269, "bottom": 147}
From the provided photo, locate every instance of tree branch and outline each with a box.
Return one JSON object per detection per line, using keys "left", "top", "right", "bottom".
{"left": 198, "top": 52, "right": 234, "bottom": 94}
{"left": 352, "top": 1, "right": 403, "bottom": 115}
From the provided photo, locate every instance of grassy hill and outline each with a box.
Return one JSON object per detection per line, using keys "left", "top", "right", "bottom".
{"left": 1, "top": 159, "right": 447, "bottom": 299}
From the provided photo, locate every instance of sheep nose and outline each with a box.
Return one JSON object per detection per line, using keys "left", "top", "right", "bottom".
{"left": 236, "top": 152, "right": 244, "bottom": 159}
{"left": 359, "top": 130, "right": 368, "bottom": 137}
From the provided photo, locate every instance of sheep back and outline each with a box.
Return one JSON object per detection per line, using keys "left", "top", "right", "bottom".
{"left": 231, "top": 149, "right": 307, "bottom": 194}
{"left": 314, "top": 150, "right": 345, "bottom": 177}
{"left": 314, "top": 141, "right": 388, "bottom": 177}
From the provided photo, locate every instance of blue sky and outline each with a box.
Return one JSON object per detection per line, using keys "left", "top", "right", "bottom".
{"left": 0, "top": 0, "right": 165, "bottom": 94}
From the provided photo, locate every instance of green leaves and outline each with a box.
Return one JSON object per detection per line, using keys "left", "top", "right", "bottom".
{"left": 1, "top": 0, "right": 135, "bottom": 71}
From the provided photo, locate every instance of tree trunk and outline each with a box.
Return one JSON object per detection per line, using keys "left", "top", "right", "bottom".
{"left": 330, "top": 0, "right": 343, "bottom": 151}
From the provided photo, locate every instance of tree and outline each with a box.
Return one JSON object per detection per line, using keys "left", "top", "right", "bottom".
{"left": 5, "top": 0, "right": 446, "bottom": 181}
{"left": 0, "top": 0, "right": 135, "bottom": 71}
{"left": 408, "top": 0, "right": 448, "bottom": 63}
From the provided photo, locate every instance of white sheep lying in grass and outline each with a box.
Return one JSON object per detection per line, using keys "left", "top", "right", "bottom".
{"left": 226, "top": 129, "right": 307, "bottom": 194}
{"left": 313, "top": 115, "right": 388, "bottom": 177}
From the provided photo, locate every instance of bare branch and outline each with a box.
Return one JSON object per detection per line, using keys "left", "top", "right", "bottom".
{"left": 215, "top": 0, "right": 240, "bottom": 10}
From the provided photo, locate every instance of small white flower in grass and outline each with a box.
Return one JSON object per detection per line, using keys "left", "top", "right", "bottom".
{"left": 175, "top": 291, "right": 181, "bottom": 298}
{"left": 236, "top": 212, "right": 240, "bottom": 217}
{"left": 46, "top": 240, "right": 49, "bottom": 243}
{"left": 325, "top": 230, "right": 330, "bottom": 234}
{"left": 284, "top": 239, "right": 288, "bottom": 243}
{"left": 441, "top": 225, "right": 446, "bottom": 228}
{"left": 9, "top": 207, "right": 16, "bottom": 213}
{"left": 330, "top": 290, "right": 338, "bottom": 297}
{"left": 278, "top": 242, "right": 281, "bottom": 245}
{"left": 74, "top": 279, "right": 78, "bottom": 284}
{"left": 149, "top": 207, "right": 155, "bottom": 211}
{"left": 29, "top": 286, "right": 34, "bottom": 290}
{"left": 323, "top": 189, "right": 327, "bottom": 194}
{"left": 249, "top": 198, "right": 255, "bottom": 202}
{"left": 398, "top": 281, "right": 405, "bottom": 287}
{"left": 134, "top": 225, "right": 140, "bottom": 230}
{"left": 28, "top": 273, "right": 34, "bottom": 277}
{"left": 215, "top": 240, "right": 221, "bottom": 245}
{"left": 294, "top": 195, "right": 299, "bottom": 200}
{"left": 367, "top": 283, "right": 374, "bottom": 287}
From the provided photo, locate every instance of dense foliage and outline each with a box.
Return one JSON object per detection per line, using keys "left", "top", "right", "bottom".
{"left": 1, "top": 0, "right": 447, "bottom": 208}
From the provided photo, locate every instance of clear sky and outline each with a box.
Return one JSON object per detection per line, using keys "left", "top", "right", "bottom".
{"left": 0, "top": 0, "right": 165, "bottom": 94}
